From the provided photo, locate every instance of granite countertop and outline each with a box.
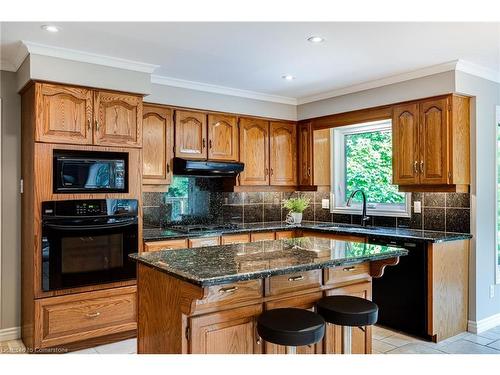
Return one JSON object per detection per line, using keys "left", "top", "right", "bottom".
{"left": 143, "top": 221, "right": 472, "bottom": 243}
{"left": 130, "top": 237, "right": 408, "bottom": 286}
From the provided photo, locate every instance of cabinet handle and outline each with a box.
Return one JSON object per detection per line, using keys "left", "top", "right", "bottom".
{"left": 218, "top": 286, "right": 239, "bottom": 294}
{"left": 166, "top": 163, "right": 170, "bottom": 173}
{"left": 307, "top": 167, "right": 311, "bottom": 177}
{"left": 87, "top": 119, "right": 91, "bottom": 131}
{"left": 265, "top": 168, "right": 269, "bottom": 176}
{"left": 95, "top": 120, "right": 100, "bottom": 131}
{"left": 414, "top": 161, "right": 418, "bottom": 174}
{"left": 270, "top": 168, "right": 274, "bottom": 176}
{"left": 343, "top": 266, "right": 356, "bottom": 272}
{"left": 256, "top": 336, "right": 261, "bottom": 345}
{"left": 288, "top": 275, "right": 304, "bottom": 282}
{"left": 420, "top": 161, "right": 424, "bottom": 173}
{"left": 86, "top": 312, "right": 101, "bottom": 318}
{"left": 209, "top": 139, "right": 212, "bottom": 149}
{"left": 202, "top": 138, "right": 206, "bottom": 149}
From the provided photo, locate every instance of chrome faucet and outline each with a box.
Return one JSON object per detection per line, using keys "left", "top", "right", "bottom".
{"left": 346, "top": 189, "right": 370, "bottom": 227}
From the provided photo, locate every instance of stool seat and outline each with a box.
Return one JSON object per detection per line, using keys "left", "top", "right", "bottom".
{"left": 317, "top": 295, "right": 378, "bottom": 327}
{"left": 257, "top": 308, "right": 325, "bottom": 347}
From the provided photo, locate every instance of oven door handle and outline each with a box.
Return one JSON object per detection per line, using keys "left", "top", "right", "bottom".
{"left": 44, "top": 221, "right": 136, "bottom": 231}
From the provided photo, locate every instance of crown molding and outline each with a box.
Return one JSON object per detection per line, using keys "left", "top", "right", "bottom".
{"left": 151, "top": 75, "right": 297, "bottom": 105}
{"left": 0, "top": 42, "right": 29, "bottom": 72}
{"left": 297, "top": 60, "right": 461, "bottom": 105}
{"left": 455, "top": 59, "right": 500, "bottom": 83}
{"left": 22, "top": 41, "right": 159, "bottom": 74}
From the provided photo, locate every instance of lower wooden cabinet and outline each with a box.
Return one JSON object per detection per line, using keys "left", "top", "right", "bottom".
{"left": 250, "top": 232, "right": 275, "bottom": 242}
{"left": 34, "top": 286, "right": 137, "bottom": 349}
{"left": 323, "top": 282, "right": 372, "bottom": 354}
{"left": 144, "top": 239, "right": 188, "bottom": 252}
{"left": 221, "top": 233, "right": 251, "bottom": 245}
{"left": 188, "top": 236, "right": 221, "bottom": 248}
{"left": 189, "top": 304, "right": 263, "bottom": 354}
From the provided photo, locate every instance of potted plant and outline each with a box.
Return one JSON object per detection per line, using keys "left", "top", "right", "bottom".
{"left": 282, "top": 196, "right": 310, "bottom": 224}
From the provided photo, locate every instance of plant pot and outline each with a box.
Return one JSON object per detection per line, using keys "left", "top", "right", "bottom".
{"left": 290, "top": 212, "right": 303, "bottom": 224}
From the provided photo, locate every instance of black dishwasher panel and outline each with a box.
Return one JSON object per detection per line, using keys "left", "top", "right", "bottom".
{"left": 371, "top": 237, "right": 430, "bottom": 340}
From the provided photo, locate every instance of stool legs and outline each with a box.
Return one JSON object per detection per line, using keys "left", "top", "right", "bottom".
{"left": 342, "top": 326, "right": 352, "bottom": 354}
{"left": 286, "top": 346, "right": 297, "bottom": 354}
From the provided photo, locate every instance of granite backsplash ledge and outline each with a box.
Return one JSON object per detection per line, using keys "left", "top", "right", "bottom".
{"left": 143, "top": 182, "right": 470, "bottom": 234}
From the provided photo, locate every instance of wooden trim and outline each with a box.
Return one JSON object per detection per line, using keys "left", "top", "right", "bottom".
{"left": 311, "top": 105, "right": 393, "bottom": 130}
{"left": 233, "top": 185, "right": 297, "bottom": 193}
{"left": 398, "top": 184, "right": 469, "bottom": 193}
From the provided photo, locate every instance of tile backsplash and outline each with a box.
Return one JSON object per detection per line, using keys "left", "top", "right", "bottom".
{"left": 143, "top": 178, "right": 470, "bottom": 233}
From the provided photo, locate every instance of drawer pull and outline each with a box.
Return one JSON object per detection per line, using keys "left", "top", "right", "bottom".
{"left": 288, "top": 275, "right": 304, "bottom": 282}
{"left": 86, "top": 312, "right": 101, "bottom": 318}
{"left": 218, "top": 286, "right": 239, "bottom": 294}
{"left": 343, "top": 266, "right": 356, "bottom": 272}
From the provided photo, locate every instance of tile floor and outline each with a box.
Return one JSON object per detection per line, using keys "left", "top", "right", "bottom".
{"left": 2, "top": 325, "right": 500, "bottom": 354}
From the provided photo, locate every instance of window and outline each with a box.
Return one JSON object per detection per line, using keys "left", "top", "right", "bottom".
{"left": 331, "top": 119, "right": 410, "bottom": 217}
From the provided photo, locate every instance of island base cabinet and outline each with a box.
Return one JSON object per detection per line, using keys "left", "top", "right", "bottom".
{"left": 323, "top": 282, "right": 372, "bottom": 354}
{"left": 189, "top": 304, "right": 263, "bottom": 354}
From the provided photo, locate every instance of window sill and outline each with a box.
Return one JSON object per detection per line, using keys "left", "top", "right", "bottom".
{"left": 331, "top": 207, "right": 411, "bottom": 218}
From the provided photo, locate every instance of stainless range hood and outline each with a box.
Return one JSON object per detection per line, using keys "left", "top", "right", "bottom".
{"left": 172, "top": 157, "right": 244, "bottom": 177}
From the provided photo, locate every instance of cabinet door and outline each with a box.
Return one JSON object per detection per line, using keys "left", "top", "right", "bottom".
{"left": 419, "top": 98, "right": 449, "bottom": 185}
{"left": 35, "top": 83, "right": 93, "bottom": 145}
{"left": 94, "top": 90, "right": 142, "bottom": 147}
{"left": 263, "top": 292, "right": 323, "bottom": 354}
{"left": 298, "top": 122, "right": 313, "bottom": 186}
{"left": 323, "top": 281, "right": 372, "bottom": 354}
{"left": 270, "top": 122, "right": 297, "bottom": 186}
{"left": 175, "top": 110, "right": 207, "bottom": 159}
{"left": 189, "top": 304, "right": 263, "bottom": 354}
{"left": 239, "top": 118, "right": 269, "bottom": 185}
{"left": 208, "top": 114, "right": 238, "bottom": 161}
{"left": 313, "top": 128, "right": 331, "bottom": 187}
{"left": 392, "top": 103, "right": 420, "bottom": 185}
{"left": 142, "top": 105, "right": 173, "bottom": 187}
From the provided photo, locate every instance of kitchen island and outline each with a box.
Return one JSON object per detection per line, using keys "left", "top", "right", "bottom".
{"left": 131, "top": 236, "right": 407, "bottom": 354}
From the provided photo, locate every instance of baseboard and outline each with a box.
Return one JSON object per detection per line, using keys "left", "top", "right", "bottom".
{"left": 0, "top": 326, "right": 21, "bottom": 341}
{"left": 468, "top": 312, "right": 500, "bottom": 334}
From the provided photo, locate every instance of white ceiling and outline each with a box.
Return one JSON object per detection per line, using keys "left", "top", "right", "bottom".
{"left": 1, "top": 22, "right": 499, "bottom": 102}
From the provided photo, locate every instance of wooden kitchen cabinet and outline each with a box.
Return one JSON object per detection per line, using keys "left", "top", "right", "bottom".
{"left": 239, "top": 117, "right": 270, "bottom": 185}
{"left": 188, "top": 236, "right": 220, "bottom": 248}
{"left": 175, "top": 110, "right": 207, "bottom": 159}
{"left": 93, "top": 90, "right": 143, "bottom": 147}
{"left": 393, "top": 94, "right": 470, "bottom": 192}
{"left": 142, "top": 104, "right": 173, "bottom": 189}
{"left": 221, "top": 233, "right": 251, "bottom": 245}
{"left": 297, "top": 121, "right": 314, "bottom": 187}
{"left": 208, "top": 114, "right": 238, "bottom": 161}
{"left": 270, "top": 121, "right": 297, "bottom": 186}
{"left": 35, "top": 83, "right": 93, "bottom": 145}
{"left": 144, "top": 239, "right": 188, "bottom": 252}
{"left": 324, "top": 282, "right": 372, "bottom": 354}
{"left": 189, "top": 304, "right": 263, "bottom": 354}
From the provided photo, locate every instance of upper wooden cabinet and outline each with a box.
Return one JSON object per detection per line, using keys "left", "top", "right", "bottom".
{"left": 208, "top": 114, "right": 238, "bottom": 161}
{"left": 239, "top": 117, "right": 270, "bottom": 186}
{"left": 174, "top": 110, "right": 207, "bottom": 160}
{"left": 33, "top": 82, "right": 143, "bottom": 148}
{"left": 35, "top": 83, "right": 93, "bottom": 145}
{"left": 270, "top": 121, "right": 297, "bottom": 186}
{"left": 297, "top": 121, "right": 313, "bottom": 187}
{"left": 392, "top": 94, "right": 470, "bottom": 192}
{"left": 94, "top": 90, "right": 143, "bottom": 147}
{"left": 142, "top": 104, "right": 173, "bottom": 189}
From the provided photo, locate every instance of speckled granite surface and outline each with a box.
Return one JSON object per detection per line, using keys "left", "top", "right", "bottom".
{"left": 130, "top": 237, "right": 408, "bottom": 286}
{"left": 143, "top": 221, "right": 472, "bottom": 243}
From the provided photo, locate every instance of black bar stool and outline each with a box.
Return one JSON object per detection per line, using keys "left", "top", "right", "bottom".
{"left": 257, "top": 308, "right": 325, "bottom": 354}
{"left": 317, "top": 295, "right": 378, "bottom": 354}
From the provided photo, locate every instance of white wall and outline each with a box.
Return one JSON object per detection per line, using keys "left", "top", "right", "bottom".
{"left": 455, "top": 71, "right": 500, "bottom": 322}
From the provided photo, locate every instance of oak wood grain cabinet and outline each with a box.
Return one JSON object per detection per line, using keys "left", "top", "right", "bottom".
{"left": 174, "top": 110, "right": 207, "bottom": 159}
{"left": 250, "top": 231, "right": 275, "bottom": 242}
{"left": 32, "top": 82, "right": 143, "bottom": 148}
{"left": 208, "top": 113, "right": 238, "bottom": 161}
{"left": 221, "top": 233, "right": 251, "bottom": 245}
{"left": 270, "top": 121, "right": 297, "bottom": 186}
{"left": 393, "top": 94, "right": 470, "bottom": 192}
{"left": 297, "top": 121, "right": 314, "bottom": 187}
{"left": 144, "top": 239, "right": 188, "bottom": 252}
{"left": 238, "top": 117, "right": 270, "bottom": 185}
{"left": 142, "top": 104, "right": 173, "bottom": 190}
{"left": 188, "top": 236, "right": 221, "bottom": 248}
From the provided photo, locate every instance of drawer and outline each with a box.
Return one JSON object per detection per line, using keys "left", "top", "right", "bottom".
{"left": 195, "top": 279, "right": 263, "bottom": 312}
{"left": 275, "top": 230, "right": 295, "bottom": 239}
{"left": 265, "top": 269, "right": 322, "bottom": 296}
{"left": 221, "top": 233, "right": 251, "bottom": 245}
{"left": 189, "top": 236, "right": 221, "bottom": 248}
{"left": 144, "top": 239, "right": 188, "bottom": 252}
{"left": 324, "top": 263, "right": 371, "bottom": 286}
{"left": 300, "top": 231, "right": 366, "bottom": 243}
{"left": 251, "top": 232, "right": 275, "bottom": 242}
{"left": 35, "top": 286, "right": 137, "bottom": 348}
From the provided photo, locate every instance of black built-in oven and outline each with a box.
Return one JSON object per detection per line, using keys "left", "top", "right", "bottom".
{"left": 41, "top": 199, "right": 138, "bottom": 291}
{"left": 53, "top": 150, "right": 128, "bottom": 193}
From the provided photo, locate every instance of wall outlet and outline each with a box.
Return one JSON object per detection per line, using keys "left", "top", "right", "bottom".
{"left": 490, "top": 285, "right": 495, "bottom": 299}
{"left": 321, "top": 199, "right": 330, "bottom": 209}
{"left": 414, "top": 201, "right": 422, "bottom": 213}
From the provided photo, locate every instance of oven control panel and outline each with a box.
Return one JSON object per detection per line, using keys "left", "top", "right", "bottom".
{"left": 42, "top": 199, "right": 138, "bottom": 217}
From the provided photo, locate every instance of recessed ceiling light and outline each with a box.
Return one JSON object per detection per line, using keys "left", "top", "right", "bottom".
{"left": 41, "top": 25, "right": 61, "bottom": 33}
{"left": 307, "top": 36, "right": 325, "bottom": 43}
{"left": 282, "top": 75, "right": 295, "bottom": 81}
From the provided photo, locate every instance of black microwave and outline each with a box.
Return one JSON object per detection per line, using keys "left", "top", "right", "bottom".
{"left": 53, "top": 150, "right": 128, "bottom": 193}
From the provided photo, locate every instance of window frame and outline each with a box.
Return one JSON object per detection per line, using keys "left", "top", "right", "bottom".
{"left": 330, "top": 119, "right": 411, "bottom": 218}
{"left": 495, "top": 106, "right": 500, "bottom": 284}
